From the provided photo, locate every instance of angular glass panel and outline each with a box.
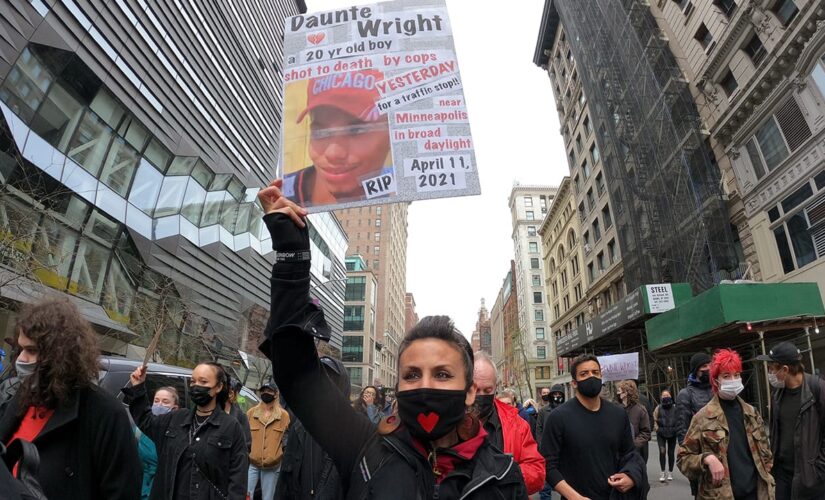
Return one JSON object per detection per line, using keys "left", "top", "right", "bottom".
{"left": 788, "top": 213, "right": 816, "bottom": 269}
{"left": 85, "top": 208, "right": 120, "bottom": 246}
{"left": 125, "top": 203, "right": 152, "bottom": 238}
{"left": 234, "top": 202, "right": 252, "bottom": 235}
{"left": 67, "top": 111, "right": 113, "bottom": 176}
{"left": 0, "top": 195, "right": 39, "bottom": 274}
{"left": 210, "top": 174, "right": 232, "bottom": 191}
{"left": 154, "top": 176, "right": 187, "bottom": 217}
{"left": 154, "top": 215, "right": 180, "bottom": 239}
{"left": 168, "top": 156, "right": 196, "bottom": 176}
{"left": 128, "top": 159, "right": 163, "bottom": 215}
{"left": 191, "top": 160, "right": 213, "bottom": 188}
{"left": 220, "top": 194, "right": 239, "bottom": 232}
{"left": 95, "top": 184, "right": 127, "bottom": 225}
{"left": 99, "top": 137, "right": 139, "bottom": 196}
{"left": 227, "top": 177, "right": 244, "bottom": 201}
{"left": 179, "top": 217, "right": 199, "bottom": 245}
{"left": 32, "top": 218, "right": 77, "bottom": 291}
{"left": 102, "top": 255, "right": 135, "bottom": 324}
{"left": 61, "top": 159, "right": 99, "bottom": 204}
{"left": 143, "top": 138, "right": 172, "bottom": 172}
{"left": 0, "top": 48, "right": 52, "bottom": 123}
{"left": 755, "top": 118, "right": 789, "bottom": 171}
{"left": 181, "top": 178, "right": 206, "bottom": 225}
{"left": 70, "top": 237, "right": 110, "bottom": 301}
{"left": 30, "top": 82, "right": 84, "bottom": 152}
{"left": 90, "top": 90, "right": 126, "bottom": 129}
{"left": 200, "top": 191, "right": 225, "bottom": 227}
{"left": 124, "top": 118, "right": 149, "bottom": 151}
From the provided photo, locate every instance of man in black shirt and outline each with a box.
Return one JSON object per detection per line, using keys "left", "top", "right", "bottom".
{"left": 542, "top": 354, "right": 648, "bottom": 500}
{"left": 758, "top": 341, "right": 825, "bottom": 500}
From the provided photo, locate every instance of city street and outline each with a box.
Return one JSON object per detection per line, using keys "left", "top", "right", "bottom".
{"left": 645, "top": 439, "right": 691, "bottom": 499}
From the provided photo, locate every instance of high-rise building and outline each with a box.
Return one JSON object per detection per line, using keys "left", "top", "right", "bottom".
{"left": 404, "top": 292, "right": 419, "bottom": 333}
{"left": 471, "top": 298, "right": 492, "bottom": 355}
{"left": 343, "top": 255, "right": 378, "bottom": 395}
{"left": 500, "top": 261, "right": 524, "bottom": 393}
{"left": 490, "top": 285, "right": 505, "bottom": 374}
{"left": 534, "top": 0, "right": 743, "bottom": 296}
{"left": 650, "top": 1, "right": 825, "bottom": 295}
{"left": 335, "top": 203, "right": 408, "bottom": 387}
{"left": 508, "top": 185, "right": 557, "bottom": 398}
{"left": 538, "top": 177, "right": 581, "bottom": 390}
{"left": 0, "top": 1, "right": 349, "bottom": 382}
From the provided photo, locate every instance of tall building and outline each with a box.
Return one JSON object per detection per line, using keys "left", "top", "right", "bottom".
{"left": 500, "top": 261, "right": 524, "bottom": 393}
{"left": 404, "top": 292, "right": 419, "bottom": 333}
{"left": 538, "top": 177, "right": 582, "bottom": 389}
{"left": 508, "top": 185, "right": 557, "bottom": 398}
{"left": 0, "top": 1, "right": 349, "bottom": 381}
{"left": 471, "top": 298, "right": 492, "bottom": 355}
{"left": 534, "top": 0, "right": 743, "bottom": 296}
{"left": 650, "top": 1, "right": 825, "bottom": 295}
{"left": 343, "top": 255, "right": 378, "bottom": 395}
{"left": 335, "top": 203, "right": 408, "bottom": 387}
{"left": 490, "top": 286, "right": 505, "bottom": 373}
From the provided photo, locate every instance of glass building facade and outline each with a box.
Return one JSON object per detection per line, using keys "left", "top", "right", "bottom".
{"left": 0, "top": 0, "right": 345, "bottom": 369}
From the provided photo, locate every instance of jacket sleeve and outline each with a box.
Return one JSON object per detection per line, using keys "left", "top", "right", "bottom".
{"left": 653, "top": 406, "right": 660, "bottom": 434}
{"left": 676, "top": 411, "right": 708, "bottom": 481}
{"left": 634, "top": 406, "right": 651, "bottom": 448}
{"left": 535, "top": 407, "right": 545, "bottom": 452}
{"left": 228, "top": 422, "right": 250, "bottom": 499}
{"left": 512, "top": 416, "right": 546, "bottom": 494}
{"left": 542, "top": 409, "right": 565, "bottom": 488}
{"left": 260, "top": 213, "right": 376, "bottom": 481}
{"left": 239, "top": 410, "right": 252, "bottom": 452}
{"left": 675, "top": 389, "right": 691, "bottom": 443}
{"left": 92, "top": 391, "right": 143, "bottom": 500}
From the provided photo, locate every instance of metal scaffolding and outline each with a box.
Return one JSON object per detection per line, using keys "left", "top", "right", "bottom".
{"left": 554, "top": 0, "right": 740, "bottom": 292}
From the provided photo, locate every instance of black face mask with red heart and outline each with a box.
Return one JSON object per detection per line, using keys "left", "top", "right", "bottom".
{"left": 395, "top": 388, "right": 468, "bottom": 441}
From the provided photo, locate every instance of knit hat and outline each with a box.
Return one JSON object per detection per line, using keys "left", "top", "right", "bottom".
{"left": 689, "top": 352, "right": 711, "bottom": 376}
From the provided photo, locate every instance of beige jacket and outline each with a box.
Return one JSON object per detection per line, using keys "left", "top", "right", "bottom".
{"left": 247, "top": 403, "right": 290, "bottom": 469}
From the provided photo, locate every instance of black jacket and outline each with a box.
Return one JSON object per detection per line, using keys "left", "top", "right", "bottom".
{"left": 260, "top": 212, "right": 528, "bottom": 499}
{"left": 122, "top": 383, "right": 248, "bottom": 500}
{"left": 675, "top": 378, "right": 712, "bottom": 443}
{"left": 0, "top": 386, "right": 142, "bottom": 500}
{"left": 608, "top": 451, "right": 649, "bottom": 500}
{"left": 228, "top": 402, "right": 252, "bottom": 451}
{"left": 653, "top": 404, "right": 677, "bottom": 439}
{"left": 769, "top": 374, "right": 825, "bottom": 499}
{"left": 276, "top": 416, "right": 343, "bottom": 500}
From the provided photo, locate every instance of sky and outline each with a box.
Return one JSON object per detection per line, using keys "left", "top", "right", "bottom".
{"left": 306, "top": 0, "right": 569, "bottom": 337}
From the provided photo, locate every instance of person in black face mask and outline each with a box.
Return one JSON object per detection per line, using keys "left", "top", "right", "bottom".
{"left": 536, "top": 384, "right": 565, "bottom": 500}
{"left": 653, "top": 389, "right": 678, "bottom": 483}
{"left": 256, "top": 180, "right": 527, "bottom": 499}
{"left": 542, "top": 354, "right": 649, "bottom": 500}
{"left": 124, "top": 362, "right": 249, "bottom": 499}
{"left": 675, "top": 351, "right": 712, "bottom": 497}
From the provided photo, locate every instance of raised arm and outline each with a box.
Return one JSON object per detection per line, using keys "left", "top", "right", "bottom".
{"left": 257, "top": 180, "right": 376, "bottom": 481}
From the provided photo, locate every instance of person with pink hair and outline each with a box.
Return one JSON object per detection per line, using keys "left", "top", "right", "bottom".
{"left": 677, "top": 349, "right": 775, "bottom": 499}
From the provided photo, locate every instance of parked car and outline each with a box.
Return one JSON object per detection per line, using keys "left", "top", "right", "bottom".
{"left": 98, "top": 356, "right": 259, "bottom": 412}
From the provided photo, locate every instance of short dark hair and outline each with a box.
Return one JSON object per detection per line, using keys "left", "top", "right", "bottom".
{"left": 199, "top": 362, "right": 230, "bottom": 408}
{"left": 570, "top": 353, "right": 600, "bottom": 378}
{"left": 398, "top": 316, "right": 474, "bottom": 389}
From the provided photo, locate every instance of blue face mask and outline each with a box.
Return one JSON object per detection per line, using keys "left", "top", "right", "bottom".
{"left": 152, "top": 404, "right": 173, "bottom": 416}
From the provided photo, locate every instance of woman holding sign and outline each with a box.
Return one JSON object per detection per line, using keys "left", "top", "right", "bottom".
{"left": 257, "top": 179, "right": 527, "bottom": 499}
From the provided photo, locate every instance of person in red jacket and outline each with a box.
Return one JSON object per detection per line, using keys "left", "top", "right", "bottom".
{"left": 473, "top": 351, "right": 546, "bottom": 494}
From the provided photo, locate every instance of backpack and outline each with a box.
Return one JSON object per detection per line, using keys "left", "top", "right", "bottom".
{"left": 1, "top": 438, "right": 48, "bottom": 500}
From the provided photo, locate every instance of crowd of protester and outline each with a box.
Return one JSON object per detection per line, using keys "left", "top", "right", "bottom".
{"left": 0, "top": 180, "right": 822, "bottom": 499}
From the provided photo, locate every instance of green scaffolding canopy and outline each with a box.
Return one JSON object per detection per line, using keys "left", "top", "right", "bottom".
{"left": 646, "top": 283, "right": 825, "bottom": 352}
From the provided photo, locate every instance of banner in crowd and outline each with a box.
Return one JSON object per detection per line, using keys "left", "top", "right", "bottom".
{"left": 598, "top": 352, "right": 639, "bottom": 382}
{"left": 279, "top": 0, "right": 479, "bottom": 212}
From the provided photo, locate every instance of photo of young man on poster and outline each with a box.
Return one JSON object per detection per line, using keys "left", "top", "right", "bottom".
{"left": 283, "top": 68, "right": 394, "bottom": 208}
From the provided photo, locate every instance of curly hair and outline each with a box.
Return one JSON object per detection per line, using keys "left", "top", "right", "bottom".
{"left": 616, "top": 380, "right": 640, "bottom": 406}
{"left": 710, "top": 348, "right": 743, "bottom": 394}
{"left": 15, "top": 298, "right": 100, "bottom": 413}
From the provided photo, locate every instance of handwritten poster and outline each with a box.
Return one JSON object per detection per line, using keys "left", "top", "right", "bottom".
{"left": 598, "top": 353, "right": 639, "bottom": 382}
{"left": 280, "top": 0, "right": 480, "bottom": 212}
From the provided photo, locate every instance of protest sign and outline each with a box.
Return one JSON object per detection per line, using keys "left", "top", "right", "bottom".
{"left": 280, "top": 0, "right": 479, "bottom": 212}
{"left": 598, "top": 353, "right": 639, "bottom": 382}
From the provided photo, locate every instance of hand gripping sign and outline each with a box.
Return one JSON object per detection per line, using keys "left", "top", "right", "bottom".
{"left": 280, "top": 0, "right": 480, "bottom": 212}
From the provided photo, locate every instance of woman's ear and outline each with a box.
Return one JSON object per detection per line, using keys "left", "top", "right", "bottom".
{"left": 465, "top": 382, "right": 478, "bottom": 407}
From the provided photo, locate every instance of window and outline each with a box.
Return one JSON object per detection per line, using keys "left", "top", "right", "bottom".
{"left": 532, "top": 274, "right": 541, "bottom": 286}
{"left": 375, "top": 219, "right": 381, "bottom": 227}
{"left": 563, "top": 295, "right": 570, "bottom": 310}
{"left": 743, "top": 33, "right": 766, "bottom": 66}
{"left": 342, "top": 336, "right": 364, "bottom": 362}
{"left": 529, "top": 242, "right": 539, "bottom": 253}
{"left": 345, "top": 276, "right": 366, "bottom": 301}
{"left": 536, "top": 366, "right": 553, "bottom": 380}
{"left": 587, "top": 189, "right": 595, "bottom": 210}
{"left": 597, "top": 251, "right": 605, "bottom": 271}
{"left": 554, "top": 304, "right": 560, "bottom": 318}
{"left": 568, "top": 151, "right": 576, "bottom": 167}
{"left": 344, "top": 305, "right": 365, "bottom": 331}
{"left": 588, "top": 262, "right": 595, "bottom": 282}
{"left": 540, "top": 196, "right": 548, "bottom": 209}
{"left": 608, "top": 239, "right": 617, "bottom": 263}
{"left": 772, "top": 0, "right": 799, "bottom": 26}
{"left": 574, "top": 175, "right": 581, "bottom": 193}
{"left": 530, "top": 257, "right": 540, "bottom": 269}
{"left": 591, "top": 144, "right": 600, "bottom": 165}
{"left": 583, "top": 230, "right": 590, "bottom": 246}
{"left": 774, "top": 212, "right": 815, "bottom": 273}
{"left": 575, "top": 134, "right": 583, "bottom": 153}
{"left": 376, "top": 206, "right": 382, "bottom": 215}
{"left": 536, "top": 327, "right": 546, "bottom": 340}
{"left": 582, "top": 160, "right": 591, "bottom": 179}
{"left": 713, "top": 0, "right": 736, "bottom": 17}
{"left": 561, "top": 269, "right": 569, "bottom": 287}
{"left": 526, "top": 211, "right": 535, "bottom": 221}
{"left": 720, "top": 70, "right": 738, "bottom": 97}
{"left": 374, "top": 232, "right": 380, "bottom": 241}
{"left": 373, "top": 259, "right": 379, "bottom": 270}
{"left": 571, "top": 255, "right": 580, "bottom": 276}
{"left": 552, "top": 279, "right": 558, "bottom": 296}
{"left": 535, "top": 309, "right": 544, "bottom": 321}
{"left": 694, "top": 23, "right": 713, "bottom": 50}
{"left": 746, "top": 117, "right": 789, "bottom": 178}
{"left": 524, "top": 196, "right": 533, "bottom": 207}
{"left": 584, "top": 116, "right": 593, "bottom": 136}
{"left": 574, "top": 283, "right": 583, "bottom": 301}
{"left": 528, "top": 225, "right": 537, "bottom": 236}
{"left": 602, "top": 205, "right": 613, "bottom": 229}
{"left": 537, "top": 346, "right": 547, "bottom": 359}
{"left": 373, "top": 245, "right": 380, "bottom": 256}
{"left": 533, "top": 292, "right": 543, "bottom": 304}
{"left": 781, "top": 183, "right": 813, "bottom": 214}
{"left": 593, "top": 219, "right": 601, "bottom": 242}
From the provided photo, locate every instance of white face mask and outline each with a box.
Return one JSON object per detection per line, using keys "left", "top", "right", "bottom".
{"left": 718, "top": 378, "right": 744, "bottom": 400}
{"left": 767, "top": 371, "right": 786, "bottom": 389}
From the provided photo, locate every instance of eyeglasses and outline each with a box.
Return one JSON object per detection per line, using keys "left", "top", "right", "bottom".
{"left": 310, "top": 122, "right": 387, "bottom": 140}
